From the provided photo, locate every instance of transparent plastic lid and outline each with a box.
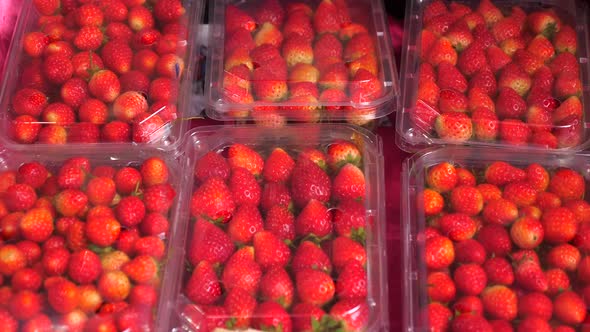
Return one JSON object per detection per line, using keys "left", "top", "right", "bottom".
{"left": 205, "top": 0, "right": 399, "bottom": 125}
{"left": 397, "top": 0, "right": 590, "bottom": 152}
{"left": 170, "top": 124, "right": 389, "bottom": 331}
{"left": 0, "top": 0, "right": 203, "bottom": 149}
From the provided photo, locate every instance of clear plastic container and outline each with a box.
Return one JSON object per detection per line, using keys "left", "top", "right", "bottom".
{"left": 0, "top": 144, "right": 191, "bottom": 331}
{"left": 396, "top": 0, "right": 590, "bottom": 152}
{"left": 402, "top": 147, "right": 590, "bottom": 331}
{"left": 0, "top": 0, "right": 203, "bottom": 150}
{"left": 171, "top": 124, "right": 389, "bottom": 331}
{"left": 205, "top": 0, "right": 399, "bottom": 125}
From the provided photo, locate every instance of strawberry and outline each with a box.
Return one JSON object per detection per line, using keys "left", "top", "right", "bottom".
{"left": 491, "top": 17, "right": 521, "bottom": 43}
{"left": 449, "top": 185, "right": 483, "bottom": 215}
{"left": 65, "top": 220, "right": 87, "bottom": 251}
{"left": 291, "top": 158, "right": 331, "bottom": 207}
{"left": 253, "top": 22, "right": 283, "bottom": 48}
{"left": 468, "top": 67, "right": 497, "bottom": 96}
{"left": 427, "top": 271, "right": 456, "bottom": 302}
{"left": 468, "top": 87, "right": 495, "bottom": 112}
{"left": 281, "top": 35, "right": 313, "bottom": 67}
{"left": 5, "top": 183, "right": 37, "bottom": 211}
{"left": 417, "top": 79, "right": 440, "bottom": 107}
{"left": 480, "top": 285, "right": 517, "bottom": 320}
{"left": 528, "top": 10, "right": 560, "bottom": 37}
{"left": 498, "top": 63, "right": 531, "bottom": 96}
{"left": 224, "top": 287, "right": 257, "bottom": 329}
{"left": 503, "top": 181, "right": 537, "bottom": 207}
{"left": 261, "top": 182, "right": 292, "bottom": 211}
{"left": 12, "top": 88, "right": 47, "bottom": 117}
{"left": 435, "top": 63, "right": 466, "bottom": 94}
{"left": 457, "top": 43, "right": 486, "bottom": 76}
{"left": 153, "top": 0, "right": 185, "bottom": 22}
{"left": 332, "top": 164, "right": 365, "bottom": 201}
{"left": 526, "top": 35, "right": 555, "bottom": 63}
{"left": 456, "top": 168, "right": 479, "bottom": 187}
{"left": 11, "top": 115, "right": 41, "bottom": 144}
{"left": 518, "top": 292, "right": 552, "bottom": 320}
{"left": 33, "top": 0, "right": 59, "bottom": 15}
{"left": 73, "top": 26, "right": 103, "bottom": 51}
{"left": 11, "top": 268, "right": 42, "bottom": 291}
{"left": 229, "top": 167, "right": 261, "bottom": 206}
{"left": 331, "top": 236, "right": 366, "bottom": 273}
{"left": 67, "top": 249, "right": 101, "bottom": 284}
{"left": 425, "top": 13, "right": 455, "bottom": 36}
{"left": 513, "top": 50, "right": 544, "bottom": 77}
{"left": 188, "top": 219, "right": 234, "bottom": 265}
{"left": 225, "top": 5, "right": 256, "bottom": 34}
{"left": 97, "top": 270, "right": 131, "bottom": 303}
{"left": 114, "top": 196, "right": 145, "bottom": 228}
{"left": 43, "top": 54, "right": 74, "bottom": 85}
{"left": 101, "top": 41, "right": 133, "bottom": 76}
{"left": 263, "top": 205, "right": 295, "bottom": 242}
{"left": 227, "top": 144, "right": 264, "bottom": 177}
{"left": 253, "top": 231, "right": 290, "bottom": 270}
{"left": 194, "top": 152, "right": 230, "bottom": 183}
{"left": 122, "top": 255, "right": 159, "bottom": 285}
{"left": 476, "top": 224, "right": 512, "bottom": 256}
{"left": 485, "top": 161, "right": 526, "bottom": 185}
{"left": 225, "top": 29, "right": 256, "bottom": 55}
{"left": 565, "top": 199, "right": 590, "bottom": 223}
{"left": 453, "top": 296, "right": 483, "bottom": 316}
{"left": 553, "top": 96, "right": 583, "bottom": 126}
{"left": 509, "top": 216, "right": 544, "bottom": 249}
{"left": 554, "top": 291, "right": 587, "bottom": 325}
{"left": 426, "top": 162, "right": 457, "bottom": 193}
{"left": 143, "top": 183, "right": 176, "bottom": 213}
{"left": 500, "top": 118, "right": 531, "bottom": 145}
{"left": 227, "top": 204, "right": 264, "bottom": 244}
{"left": 139, "top": 157, "right": 169, "bottom": 187}
{"left": 260, "top": 148, "right": 294, "bottom": 183}
{"left": 495, "top": 88, "right": 526, "bottom": 119}
{"left": 313, "top": 0, "right": 340, "bottom": 34}
{"left": 419, "top": 188, "right": 444, "bottom": 217}
{"left": 185, "top": 260, "right": 221, "bottom": 305}
{"left": 60, "top": 78, "right": 90, "bottom": 109}
{"left": 426, "top": 37, "right": 457, "bottom": 67}
{"left": 8, "top": 290, "right": 41, "bottom": 320}
{"left": 134, "top": 236, "right": 165, "bottom": 259}
{"left": 259, "top": 267, "right": 294, "bottom": 309}
{"left": 101, "top": 121, "right": 131, "bottom": 142}
{"left": 85, "top": 216, "right": 121, "bottom": 247}
{"left": 296, "top": 269, "right": 334, "bottom": 306}
{"left": 438, "top": 213, "right": 477, "bottom": 241}
{"left": 292, "top": 240, "right": 332, "bottom": 274}
{"left": 47, "top": 279, "right": 79, "bottom": 314}
{"left": 330, "top": 299, "right": 369, "bottom": 331}
{"left": 549, "top": 52, "right": 579, "bottom": 76}
{"left": 425, "top": 235, "right": 454, "bottom": 269}
{"left": 554, "top": 71, "right": 582, "bottom": 99}
{"left": 424, "top": 302, "right": 453, "bottom": 332}
{"left": 190, "top": 177, "right": 235, "bottom": 222}
{"left": 554, "top": 25, "right": 577, "bottom": 54}
{"left": 0, "top": 245, "right": 27, "bottom": 276}
{"left": 89, "top": 70, "right": 121, "bottom": 103}
{"left": 482, "top": 257, "right": 514, "bottom": 286}
{"left": 252, "top": 302, "right": 293, "bottom": 332}
{"left": 17, "top": 162, "right": 47, "bottom": 189}
{"left": 514, "top": 259, "right": 548, "bottom": 292}
{"left": 434, "top": 112, "right": 473, "bottom": 142}
{"left": 291, "top": 303, "right": 326, "bottom": 332}
{"left": 477, "top": 0, "right": 503, "bottom": 26}
{"left": 471, "top": 107, "right": 498, "bottom": 141}
{"left": 128, "top": 5, "right": 154, "bottom": 32}
{"left": 294, "top": 199, "right": 331, "bottom": 238}
{"left": 420, "top": 29, "right": 437, "bottom": 61}
{"left": 546, "top": 243, "right": 580, "bottom": 272}
{"left": 542, "top": 207, "right": 578, "bottom": 244}
{"left": 446, "top": 21, "right": 473, "bottom": 51}
{"left": 23, "top": 32, "right": 49, "bottom": 58}
{"left": 222, "top": 247, "right": 262, "bottom": 295}
{"left": 129, "top": 284, "right": 158, "bottom": 308}
{"left": 19, "top": 208, "right": 54, "bottom": 243}
{"left": 423, "top": 0, "right": 448, "bottom": 24}
{"left": 438, "top": 89, "right": 468, "bottom": 113}
{"left": 550, "top": 168, "right": 585, "bottom": 201}
{"left": 453, "top": 263, "right": 487, "bottom": 296}
{"left": 517, "top": 317, "right": 551, "bottom": 332}
{"left": 554, "top": 114, "right": 583, "bottom": 148}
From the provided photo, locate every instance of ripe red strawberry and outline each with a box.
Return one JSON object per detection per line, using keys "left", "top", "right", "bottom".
{"left": 253, "top": 0, "right": 285, "bottom": 26}
{"left": 128, "top": 5, "right": 154, "bottom": 32}
{"left": 122, "top": 255, "right": 159, "bottom": 285}
{"left": 491, "top": 17, "right": 521, "bottom": 42}
{"left": 5, "top": 183, "right": 37, "bottom": 211}
{"left": 262, "top": 206, "right": 294, "bottom": 243}
{"left": 457, "top": 43, "right": 486, "bottom": 76}
{"left": 518, "top": 292, "right": 552, "bottom": 320}
{"left": 85, "top": 216, "right": 121, "bottom": 247}
{"left": 143, "top": 183, "right": 175, "bottom": 213}
{"left": 228, "top": 167, "right": 261, "bottom": 207}
{"left": 565, "top": 199, "right": 590, "bottom": 223}
{"left": 253, "top": 230, "right": 290, "bottom": 270}
{"left": 295, "top": 199, "right": 332, "bottom": 238}
{"left": 12, "top": 88, "right": 47, "bottom": 117}
{"left": 514, "top": 259, "right": 548, "bottom": 292}
{"left": 74, "top": 26, "right": 103, "bottom": 51}
{"left": 438, "top": 89, "right": 468, "bottom": 113}
{"left": 89, "top": 70, "right": 121, "bottom": 103}
{"left": 8, "top": 290, "right": 41, "bottom": 320}
{"left": 517, "top": 317, "right": 552, "bottom": 332}
{"left": 426, "top": 162, "right": 457, "bottom": 193}
{"left": 483, "top": 257, "right": 514, "bottom": 286}
{"left": 78, "top": 99, "right": 108, "bottom": 124}
{"left": 65, "top": 220, "right": 87, "bottom": 251}
{"left": 476, "top": 224, "right": 512, "bottom": 256}
{"left": 485, "top": 161, "right": 526, "bottom": 185}
{"left": 330, "top": 299, "right": 369, "bottom": 331}
{"left": 224, "top": 287, "right": 257, "bottom": 329}
{"left": 252, "top": 301, "right": 292, "bottom": 332}
{"left": 70, "top": 51, "right": 104, "bottom": 80}
{"left": 542, "top": 207, "right": 578, "bottom": 244}
{"left": 262, "top": 148, "right": 295, "bottom": 183}
{"left": 477, "top": 0, "right": 503, "bottom": 26}
{"left": 222, "top": 246, "right": 262, "bottom": 295}
{"left": 40, "top": 103, "right": 74, "bottom": 127}
{"left": 47, "top": 279, "right": 79, "bottom": 314}
{"left": 446, "top": 21, "right": 473, "bottom": 51}
{"left": 43, "top": 54, "right": 74, "bottom": 85}
{"left": 331, "top": 236, "right": 366, "bottom": 272}
{"left": 453, "top": 263, "right": 487, "bottom": 296}
{"left": 427, "top": 271, "right": 456, "bottom": 302}
{"left": 291, "top": 158, "right": 331, "bottom": 208}
{"left": 114, "top": 196, "right": 145, "bottom": 228}
{"left": 434, "top": 112, "right": 473, "bottom": 142}
{"left": 554, "top": 25, "right": 577, "bottom": 54}
{"left": 227, "top": 144, "right": 264, "bottom": 177}
{"left": 553, "top": 96, "right": 583, "bottom": 126}
{"left": 526, "top": 105, "right": 552, "bottom": 133}
{"left": 54, "top": 189, "right": 88, "bottom": 217}
{"left": 480, "top": 285, "right": 517, "bottom": 321}
{"left": 547, "top": 244, "right": 580, "bottom": 272}
{"left": 495, "top": 88, "right": 526, "bottom": 119}
{"left": 134, "top": 236, "right": 165, "bottom": 259}
{"left": 417, "top": 79, "right": 440, "bottom": 107}
{"left": 510, "top": 216, "right": 544, "bottom": 249}
{"left": 471, "top": 107, "right": 498, "bottom": 141}
{"left": 425, "top": 13, "right": 455, "bottom": 36}
{"left": 253, "top": 22, "right": 283, "bottom": 48}
{"left": 153, "top": 0, "right": 185, "bottom": 22}
{"left": 549, "top": 52, "right": 579, "bottom": 76}
{"left": 453, "top": 296, "right": 483, "bottom": 317}
{"left": 225, "top": 29, "right": 256, "bottom": 55}
{"left": 139, "top": 157, "right": 169, "bottom": 188}
{"left": 554, "top": 72, "right": 582, "bottom": 99}
{"left": 227, "top": 204, "right": 264, "bottom": 244}
{"left": 225, "top": 5, "right": 256, "bottom": 34}
{"left": 336, "top": 261, "right": 367, "bottom": 300}
{"left": 332, "top": 199, "right": 365, "bottom": 239}
{"left": 439, "top": 213, "right": 477, "bottom": 241}
{"left": 313, "top": 0, "right": 340, "bottom": 34}
{"left": 469, "top": 67, "right": 497, "bottom": 96}
{"left": 426, "top": 37, "right": 457, "bottom": 67}
{"left": 19, "top": 208, "right": 54, "bottom": 243}
{"left": 187, "top": 219, "right": 234, "bottom": 265}
{"left": 424, "top": 235, "right": 454, "bottom": 269}
{"left": 261, "top": 182, "right": 292, "bottom": 211}
{"left": 454, "top": 239, "right": 486, "bottom": 265}
{"left": 75, "top": 4, "right": 104, "bottom": 27}
{"left": 498, "top": 63, "right": 531, "bottom": 96}
{"left": 423, "top": 0, "right": 448, "bottom": 24}
{"left": 67, "top": 249, "right": 101, "bottom": 284}
{"left": 194, "top": 152, "right": 230, "bottom": 183}
{"left": 101, "top": 41, "right": 133, "bottom": 76}
{"left": 0, "top": 245, "right": 27, "bottom": 276}
{"left": 185, "top": 260, "right": 221, "bottom": 305}
{"left": 436, "top": 62, "right": 467, "bottom": 93}
{"left": 11, "top": 268, "right": 42, "bottom": 291}
{"left": 296, "top": 269, "right": 335, "bottom": 306}
{"left": 554, "top": 291, "right": 587, "bottom": 325}
{"left": 420, "top": 188, "right": 444, "bottom": 217}
{"left": 23, "top": 32, "right": 49, "bottom": 58}
{"left": 33, "top": 0, "right": 59, "bottom": 15}
{"left": 292, "top": 240, "right": 332, "bottom": 274}
{"left": 528, "top": 10, "right": 560, "bottom": 37}
{"left": 332, "top": 164, "right": 365, "bottom": 201}
{"left": 190, "top": 177, "right": 235, "bottom": 222}
{"left": 260, "top": 267, "right": 294, "bottom": 308}
{"left": 468, "top": 87, "right": 494, "bottom": 112}
{"left": 291, "top": 303, "right": 326, "bottom": 332}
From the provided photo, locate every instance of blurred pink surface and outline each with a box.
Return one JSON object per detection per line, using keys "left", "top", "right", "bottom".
{"left": 0, "top": 0, "right": 21, "bottom": 77}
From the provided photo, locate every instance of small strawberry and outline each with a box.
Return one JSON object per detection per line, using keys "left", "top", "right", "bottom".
{"left": 468, "top": 87, "right": 494, "bottom": 112}
{"left": 425, "top": 13, "right": 455, "bottom": 36}
{"left": 67, "top": 249, "right": 101, "bottom": 284}
{"left": 254, "top": 0, "right": 285, "bottom": 26}
{"left": 153, "top": 0, "right": 185, "bottom": 23}
{"left": 423, "top": 0, "right": 448, "bottom": 24}
{"left": 185, "top": 260, "right": 222, "bottom": 305}
{"left": 23, "top": 32, "right": 49, "bottom": 58}
{"left": 547, "top": 243, "right": 580, "bottom": 272}
{"left": 19, "top": 208, "right": 54, "bottom": 243}
{"left": 143, "top": 183, "right": 176, "bottom": 213}
{"left": 88, "top": 70, "right": 121, "bottom": 103}
{"left": 549, "top": 52, "right": 579, "bottom": 76}
{"left": 453, "top": 296, "right": 483, "bottom": 316}
{"left": 296, "top": 269, "right": 335, "bottom": 306}
{"left": 122, "top": 255, "right": 159, "bottom": 285}
{"left": 292, "top": 241, "right": 332, "bottom": 274}
{"left": 191, "top": 177, "right": 235, "bottom": 222}
{"left": 553, "top": 291, "right": 587, "bottom": 325}
{"left": 542, "top": 207, "right": 578, "bottom": 244}
{"left": 10, "top": 115, "right": 41, "bottom": 144}
{"left": 291, "top": 303, "right": 326, "bottom": 332}
{"left": 313, "top": 0, "right": 340, "bottom": 34}
{"left": 101, "top": 250, "right": 130, "bottom": 272}
{"left": 73, "top": 26, "right": 103, "bottom": 51}
{"left": 97, "top": 270, "right": 131, "bottom": 303}
{"left": 227, "top": 204, "right": 264, "bottom": 244}
{"left": 554, "top": 72, "right": 582, "bottom": 99}
{"left": 11, "top": 268, "right": 42, "bottom": 292}
{"left": 227, "top": 144, "right": 264, "bottom": 177}
{"left": 446, "top": 21, "right": 473, "bottom": 52}
{"left": 434, "top": 112, "right": 473, "bottom": 142}
{"left": 496, "top": 87, "right": 526, "bottom": 119}
{"left": 436, "top": 62, "right": 467, "bottom": 93}
{"left": 469, "top": 67, "right": 497, "bottom": 96}
{"left": 565, "top": 199, "right": 590, "bottom": 223}
{"left": 476, "top": 224, "right": 512, "bottom": 256}
{"left": 252, "top": 302, "right": 293, "bottom": 332}
{"left": 491, "top": 17, "right": 521, "bottom": 43}
{"left": 12, "top": 88, "right": 48, "bottom": 117}
{"left": 128, "top": 5, "right": 154, "bottom": 32}
{"left": 85, "top": 216, "right": 121, "bottom": 247}
{"left": 65, "top": 220, "right": 87, "bottom": 252}
{"left": 426, "top": 162, "right": 457, "bottom": 193}
{"left": 518, "top": 292, "right": 552, "bottom": 320}
{"left": 509, "top": 216, "right": 544, "bottom": 249}
{"left": 498, "top": 63, "right": 531, "bottom": 97}
{"left": 477, "top": 0, "right": 503, "bottom": 26}
{"left": 260, "top": 267, "right": 294, "bottom": 308}
{"left": 332, "top": 164, "right": 365, "bottom": 201}
{"left": 222, "top": 247, "right": 262, "bottom": 295}
{"left": 295, "top": 199, "right": 332, "bottom": 238}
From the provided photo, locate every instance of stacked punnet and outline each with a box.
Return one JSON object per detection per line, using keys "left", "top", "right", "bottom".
{"left": 207, "top": 0, "right": 397, "bottom": 125}
{"left": 2, "top": 0, "right": 196, "bottom": 145}
{"left": 398, "top": 0, "right": 589, "bottom": 150}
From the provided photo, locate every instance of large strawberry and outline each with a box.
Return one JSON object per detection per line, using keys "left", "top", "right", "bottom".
{"left": 190, "top": 177, "right": 235, "bottom": 222}
{"left": 187, "top": 219, "right": 235, "bottom": 265}
{"left": 222, "top": 247, "right": 262, "bottom": 295}
{"left": 185, "top": 261, "right": 222, "bottom": 305}
{"left": 291, "top": 158, "right": 331, "bottom": 208}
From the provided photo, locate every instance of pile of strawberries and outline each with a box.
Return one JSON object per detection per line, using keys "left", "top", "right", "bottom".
{"left": 221, "top": 0, "right": 385, "bottom": 125}
{"left": 9, "top": 0, "right": 189, "bottom": 144}
{"left": 412, "top": 0, "right": 584, "bottom": 148}
{"left": 182, "top": 140, "right": 371, "bottom": 331}
{"left": 0, "top": 156, "right": 176, "bottom": 331}
{"left": 420, "top": 161, "right": 590, "bottom": 330}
